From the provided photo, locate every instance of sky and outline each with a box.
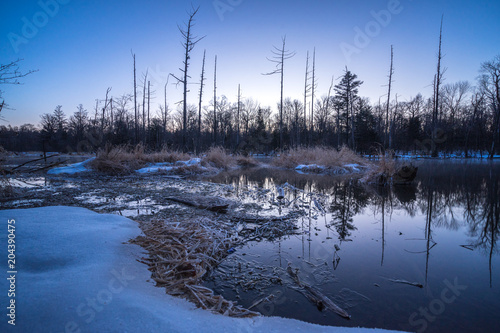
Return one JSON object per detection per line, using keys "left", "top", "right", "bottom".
{"left": 1, "top": 0, "right": 499, "bottom": 127}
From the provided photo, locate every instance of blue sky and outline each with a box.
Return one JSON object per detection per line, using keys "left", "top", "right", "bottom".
{"left": 1, "top": 0, "right": 499, "bottom": 126}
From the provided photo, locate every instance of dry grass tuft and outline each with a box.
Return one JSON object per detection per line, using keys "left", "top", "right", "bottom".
{"left": 202, "top": 147, "right": 236, "bottom": 170}
{"left": 131, "top": 218, "right": 259, "bottom": 317}
{"left": 272, "top": 146, "right": 367, "bottom": 170}
{"left": 88, "top": 144, "right": 146, "bottom": 174}
{"left": 89, "top": 144, "right": 191, "bottom": 174}
{"left": 235, "top": 154, "right": 259, "bottom": 167}
{"left": 145, "top": 147, "right": 191, "bottom": 164}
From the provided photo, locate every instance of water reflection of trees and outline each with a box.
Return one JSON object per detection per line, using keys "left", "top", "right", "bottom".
{"left": 328, "top": 182, "right": 362, "bottom": 241}
{"left": 209, "top": 162, "right": 500, "bottom": 263}
{"left": 464, "top": 170, "right": 500, "bottom": 286}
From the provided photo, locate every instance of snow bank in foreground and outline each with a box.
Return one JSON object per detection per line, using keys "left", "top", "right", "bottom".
{"left": 135, "top": 158, "right": 204, "bottom": 174}
{"left": 0, "top": 207, "right": 406, "bottom": 333}
{"left": 47, "top": 157, "right": 95, "bottom": 175}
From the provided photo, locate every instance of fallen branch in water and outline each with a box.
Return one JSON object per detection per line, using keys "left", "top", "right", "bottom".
{"left": 26, "top": 160, "right": 68, "bottom": 173}
{"left": 386, "top": 278, "right": 423, "bottom": 288}
{"left": 5, "top": 154, "right": 61, "bottom": 173}
{"left": 286, "top": 264, "right": 350, "bottom": 319}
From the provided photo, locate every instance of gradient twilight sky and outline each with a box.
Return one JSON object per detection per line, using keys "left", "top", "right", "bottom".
{"left": 1, "top": 0, "right": 499, "bottom": 127}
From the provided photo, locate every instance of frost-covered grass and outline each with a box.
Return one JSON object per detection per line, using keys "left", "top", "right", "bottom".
{"left": 273, "top": 146, "right": 368, "bottom": 171}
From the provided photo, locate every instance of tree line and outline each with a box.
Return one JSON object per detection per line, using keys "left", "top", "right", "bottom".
{"left": 1, "top": 60, "right": 498, "bottom": 158}
{"left": 1, "top": 8, "right": 499, "bottom": 158}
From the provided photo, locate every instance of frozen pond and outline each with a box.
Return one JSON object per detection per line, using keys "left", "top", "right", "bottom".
{"left": 203, "top": 160, "right": 500, "bottom": 333}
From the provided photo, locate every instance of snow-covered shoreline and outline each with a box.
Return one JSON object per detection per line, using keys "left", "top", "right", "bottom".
{"left": 0, "top": 207, "right": 406, "bottom": 333}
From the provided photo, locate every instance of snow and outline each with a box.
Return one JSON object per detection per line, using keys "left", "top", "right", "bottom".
{"left": 295, "top": 164, "right": 364, "bottom": 175}
{"left": 343, "top": 164, "right": 362, "bottom": 172}
{"left": 176, "top": 157, "right": 202, "bottom": 166}
{"left": 0, "top": 207, "right": 406, "bottom": 333}
{"left": 135, "top": 164, "right": 174, "bottom": 174}
{"left": 47, "top": 157, "right": 95, "bottom": 175}
{"left": 295, "top": 164, "right": 326, "bottom": 172}
{"left": 136, "top": 158, "right": 204, "bottom": 174}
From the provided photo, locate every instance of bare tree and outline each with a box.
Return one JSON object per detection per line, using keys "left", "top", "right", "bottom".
{"left": 0, "top": 59, "right": 36, "bottom": 116}
{"left": 171, "top": 6, "right": 205, "bottom": 149}
{"left": 479, "top": 55, "right": 500, "bottom": 158}
{"left": 263, "top": 36, "right": 295, "bottom": 150}
{"left": 197, "top": 49, "right": 206, "bottom": 149}
{"left": 164, "top": 76, "right": 170, "bottom": 135}
{"left": 141, "top": 70, "right": 148, "bottom": 143}
{"left": 101, "top": 87, "right": 112, "bottom": 134}
{"left": 213, "top": 55, "right": 218, "bottom": 145}
{"left": 303, "top": 51, "right": 311, "bottom": 145}
{"left": 131, "top": 51, "right": 138, "bottom": 143}
{"left": 384, "top": 45, "right": 394, "bottom": 149}
{"left": 432, "top": 15, "right": 445, "bottom": 157}
{"left": 236, "top": 84, "right": 241, "bottom": 147}
{"left": 310, "top": 47, "right": 317, "bottom": 144}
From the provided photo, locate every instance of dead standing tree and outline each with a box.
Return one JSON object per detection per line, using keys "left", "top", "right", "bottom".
{"left": 303, "top": 51, "right": 311, "bottom": 146}
{"left": 141, "top": 70, "right": 148, "bottom": 143}
{"left": 432, "top": 15, "right": 445, "bottom": 157}
{"left": 263, "top": 36, "right": 295, "bottom": 151}
{"left": 197, "top": 49, "right": 206, "bottom": 150}
{"left": 213, "top": 55, "right": 218, "bottom": 145}
{"left": 131, "top": 51, "right": 138, "bottom": 143}
{"left": 171, "top": 6, "right": 205, "bottom": 151}
{"left": 310, "top": 47, "right": 317, "bottom": 145}
{"left": 384, "top": 45, "right": 394, "bottom": 150}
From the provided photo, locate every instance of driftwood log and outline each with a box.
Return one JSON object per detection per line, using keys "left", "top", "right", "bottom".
{"left": 287, "top": 265, "right": 351, "bottom": 319}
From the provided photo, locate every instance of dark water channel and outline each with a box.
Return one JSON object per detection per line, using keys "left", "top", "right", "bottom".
{"left": 203, "top": 160, "right": 500, "bottom": 333}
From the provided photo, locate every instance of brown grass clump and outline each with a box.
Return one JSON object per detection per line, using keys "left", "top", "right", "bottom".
{"left": 145, "top": 147, "right": 191, "bottom": 164}
{"left": 272, "top": 146, "right": 367, "bottom": 170}
{"left": 202, "top": 147, "right": 236, "bottom": 170}
{"left": 89, "top": 144, "right": 146, "bottom": 174}
{"left": 235, "top": 154, "right": 259, "bottom": 167}
{"left": 131, "top": 218, "right": 259, "bottom": 317}
{"left": 89, "top": 144, "right": 191, "bottom": 174}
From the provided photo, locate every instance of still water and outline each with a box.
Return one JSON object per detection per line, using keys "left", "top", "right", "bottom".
{"left": 204, "top": 160, "right": 500, "bottom": 333}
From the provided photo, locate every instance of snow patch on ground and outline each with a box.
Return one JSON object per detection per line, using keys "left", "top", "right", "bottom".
{"left": 295, "top": 164, "right": 327, "bottom": 172}
{"left": 295, "top": 164, "right": 365, "bottom": 175}
{"left": 135, "top": 158, "right": 204, "bottom": 174}
{"left": 343, "top": 164, "right": 362, "bottom": 172}
{"left": 47, "top": 157, "right": 95, "bottom": 175}
{"left": 0, "top": 207, "right": 406, "bottom": 333}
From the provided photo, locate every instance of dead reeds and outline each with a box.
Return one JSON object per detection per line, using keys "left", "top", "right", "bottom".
{"left": 201, "top": 147, "right": 236, "bottom": 170}
{"left": 89, "top": 144, "right": 191, "bottom": 174}
{"left": 272, "top": 146, "right": 367, "bottom": 170}
{"left": 131, "top": 217, "right": 259, "bottom": 317}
